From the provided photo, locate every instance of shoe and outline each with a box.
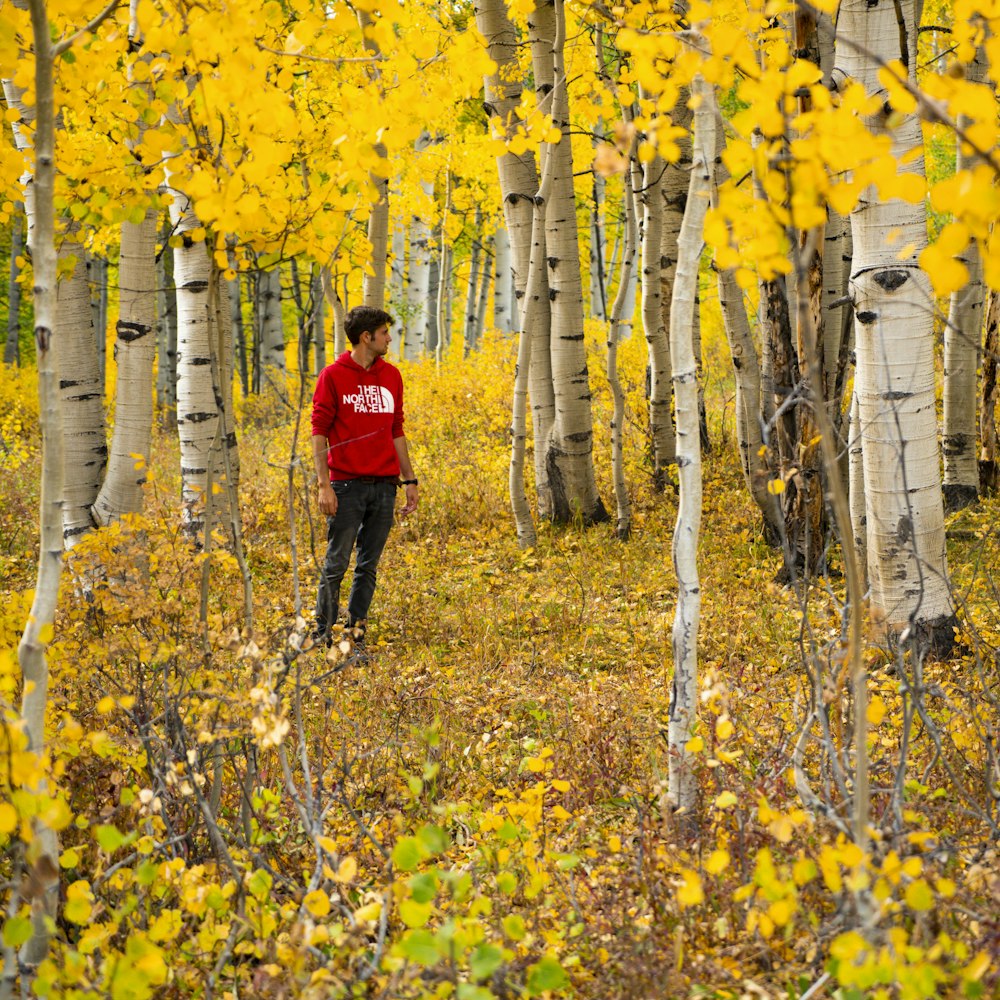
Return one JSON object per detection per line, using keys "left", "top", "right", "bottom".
{"left": 345, "top": 617, "right": 367, "bottom": 647}
{"left": 310, "top": 623, "right": 334, "bottom": 649}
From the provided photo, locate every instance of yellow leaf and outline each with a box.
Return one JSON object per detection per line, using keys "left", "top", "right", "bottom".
{"left": 64, "top": 880, "right": 93, "bottom": 925}
{"left": 685, "top": 735, "right": 704, "bottom": 753}
{"left": 0, "top": 802, "right": 17, "bottom": 835}
{"left": 866, "top": 696, "right": 886, "bottom": 726}
{"left": 677, "top": 869, "right": 704, "bottom": 908}
{"left": 767, "top": 478, "right": 785, "bottom": 495}
{"left": 608, "top": 835, "right": 622, "bottom": 853}
{"left": 303, "top": 890, "right": 330, "bottom": 918}
{"left": 714, "top": 791, "right": 737, "bottom": 810}
{"left": 705, "top": 849, "right": 730, "bottom": 875}
{"left": 904, "top": 878, "right": 933, "bottom": 912}
{"left": 961, "top": 952, "right": 992, "bottom": 983}
{"left": 550, "top": 779, "right": 570, "bottom": 793}
{"left": 336, "top": 857, "right": 358, "bottom": 883}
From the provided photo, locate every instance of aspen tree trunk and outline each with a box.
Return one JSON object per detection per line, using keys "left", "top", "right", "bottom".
{"left": 476, "top": 0, "right": 555, "bottom": 526}
{"left": 638, "top": 111, "right": 676, "bottom": 485}
{"left": 834, "top": 0, "right": 953, "bottom": 645}
{"left": 847, "top": 387, "right": 868, "bottom": 583}
{"left": 608, "top": 146, "right": 637, "bottom": 539}
{"left": 57, "top": 237, "right": 106, "bottom": 544}
{"left": 668, "top": 73, "right": 714, "bottom": 816}
{"left": 230, "top": 275, "right": 249, "bottom": 393}
{"left": 713, "top": 156, "right": 782, "bottom": 542}
{"left": 590, "top": 162, "right": 607, "bottom": 321}
{"left": 156, "top": 246, "right": 178, "bottom": 425}
{"left": 4, "top": 204, "right": 23, "bottom": 365}
{"left": 87, "top": 252, "right": 107, "bottom": 386}
{"left": 657, "top": 88, "right": 690, "bottom": 462}
{"left": 257, "top": 266, "right": 285, "bottom": 389}
{"left": 405, "top": 146, "right": 434, "bottom": 359}
{"left": 312, "top": 267, "right": 326, "bottom": 373}
{"left": 463, "top": 226, "right": 482, "bottom": 354}
{"left": 942, "top": 48, "right": 986, "bottom": 511}
{"left": 3, "top": 76, "right": 105, "bottom": 544}
{"left": 493, "top": 224, "right": 513, "bottom": 333}
{"left": 92, "top": 210, "right": 158, "bottom": 525}
{"left": 320, "top": 266, "right": 347, "bottom": 358}
{"left": 168, "top": 191, "right": 226, "bottom": 537}
{"left": 436, "top": 170, "right": 452, "bottom": 363}
{"left": 426, "top": 256, "right": 440, "bottom": 355}
{"left": 358, "top": 9, "right": 388, "bottom": 307}
{"left": 540, "top": 0, "right": 606, "bottom": 524}
{"left": 389, "top": 223, "right": 406, "bottom": 317}
{"left": 474, "top": 238, "right": 492, "bottom": 345}
{"left": 981, "top": 289, "right": 999, "bottom": 493}
{"left": 823, "top": 210, "right": 852, "bottom": 421}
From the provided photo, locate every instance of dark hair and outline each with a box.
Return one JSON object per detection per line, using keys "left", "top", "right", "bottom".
{"left": 345, "top": 306, "right": 394, "bottom": 346}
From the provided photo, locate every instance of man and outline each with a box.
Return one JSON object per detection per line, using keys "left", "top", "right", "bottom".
{"left": 311, "top": 306, "right": 418, "bottom": 648}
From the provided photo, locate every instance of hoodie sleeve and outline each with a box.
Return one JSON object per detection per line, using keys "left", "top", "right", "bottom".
{"left": 391, "top": 371, "right": 405, "bottom": 438}
{"left": 311, "top": 368, "right": 337, "bottom": 438}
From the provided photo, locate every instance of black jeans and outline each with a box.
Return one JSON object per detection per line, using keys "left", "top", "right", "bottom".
{"left": 315, "top": 479, "right": 396, "bottom": 636}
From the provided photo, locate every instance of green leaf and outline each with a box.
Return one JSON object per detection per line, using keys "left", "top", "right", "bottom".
{"left": 247, "top": 868, "right": 272, "bottom": 901}
{"left": 502, "top": 914, "right": 526, "bottom": 941}
{"left": 409, "top": 871, "right": 438, "bottom": 904}
{"left": 392, "top": 837, "right": 425, "bottom": 872}
{"left": 96, "top": 825, "right": 133, "bottom": 853}
{"left": 554, "top": 853, "right": 580, "bottom": 871}
{"left": 398, "top": 929, "right": 440, "bottom": 967}
{"left": 457, "top": 985, "right": 496, "bottom": 1000}
{"left": 496, "top": 821, "right": 520, "bottom": 842}
{"left": 2, "top": 916, "right": 32, "bottom": 948}
{"left": 469, "top": 943, "right": 504, "bottom": 982}
{"left": 526, "top": 956, "right": 568, "bottom": 995}
{"left": 417, "top": 823, "right": 448, "bottom": 855}
{"left": 496, "top": 871, "right": 517, "bottom": 895}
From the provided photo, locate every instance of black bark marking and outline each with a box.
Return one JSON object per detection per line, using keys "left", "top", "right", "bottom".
{"left": 873, "top": 269, "right": 908, "bottom": 291}
{"left": 184, "top": 411, "right": 216, "bottom": 423}
{"left": 182, "top": 279, "right": 209, "bottom": 293}
{"left": 117, "top": 320, "right": 151, "bottom": 343}
{"left": 882, "top": 390, "right": 913, "bottom": 400}
{"left": 60, "top": 379, "right": 83, "bottom": 388}
{"left": 190, "top": 357, "right": 211, "bottom": 366}
{"left": 856, "top": 310, "right": 878, "bottom": 325}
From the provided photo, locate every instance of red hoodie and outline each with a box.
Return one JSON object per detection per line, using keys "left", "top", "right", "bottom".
{"left": 312, "top": 351, "right": 405, "bottom": 480}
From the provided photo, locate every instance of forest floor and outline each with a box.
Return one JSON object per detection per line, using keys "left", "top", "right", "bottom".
{"left": 0, "top": 327, "right": 997, "bottom": 998}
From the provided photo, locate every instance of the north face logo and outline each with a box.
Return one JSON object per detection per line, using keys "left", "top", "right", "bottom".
{"left": 343, "top": 386, "right": 394, "bottom": 414}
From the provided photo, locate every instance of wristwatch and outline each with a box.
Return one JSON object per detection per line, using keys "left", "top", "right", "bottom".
{"left": 401, "top": 478, "right": 418, "bottom": 486}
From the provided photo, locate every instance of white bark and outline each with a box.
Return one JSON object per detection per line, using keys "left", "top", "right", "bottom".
{"left": 405, "top": 147, "right": 434, "bottom": 360}
{"left": 91, "top": 210, "right": 158, "bottom": 525}
{"left": 389, "top": 222, "right": 406, "bottom": 318}
{"left": 668, "top": 73, "right": 715, "bottom": 815}
{"left": 156, "top": 249, "right": 177, "bottom": 423}
{"left": 358, "top": 10, "right": 389, "bottom": 307}
{"left": 13, "top": 0, "right": 76, "bottom": 968}
{"left": 167, "top": 189, "right": 226, "bottom": 535}
{"left": 638, "top": 123, "right": 675, "bottom": 480}
{"left": 835, "top": 0, "right": 952, "bottom": 637}
{"left": 590, "top": 161, "right": 607, "bottom": 321}
{"left": 2, "top": 76, "right": 104, "bottom": 545}
{"left": 493, "top": 224, "right": 513, "bottom": 333}
{"left": 4, "top": 203, "right": 23, "bottom": 365}
{"left": 848, "top": 386, "right": 868, "bottom": 583}
{"left": 463, "top": 222, "right": 483, "bottom": 353}
{"left": 608, "top": 146, "right": 637, "bottom": 539}
{"left": 57, "top": 236, "right": 106, "bottom": 544}
{"left": 257, "top": 266, "right": 285, "bottom": 386}
{"left": 942, "top": 47, "right": 986, "bottom": 510}
{"left": 475, "top": 0, "right": 555, "bottom": 528}
{"left": 540, "top": 0, "right": 605, "bottom": 524}
{"left": 474, "top": 236, "right": 492, "bottom": 345}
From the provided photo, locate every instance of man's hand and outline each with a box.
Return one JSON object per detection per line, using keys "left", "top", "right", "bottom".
{"left": 318, "top": 482, "right": 337, "bottom": 517}
{"left": 401, "top": 483, "right": 418, "bottom": 517}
